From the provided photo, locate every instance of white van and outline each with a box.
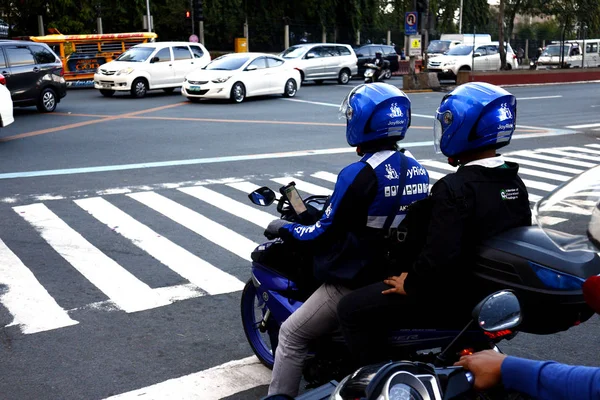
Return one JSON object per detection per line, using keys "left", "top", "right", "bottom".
{"left": 427, "top": 34, "right": 492, "bottom": 58}
{"left": 536, "top": 40, "right": 600, "bottom": 69}
{"left": 94, "top": 41, "right": 211, "bottom": 98}
{"left": 428, "top": 42, "right": 519, "bottom": 77}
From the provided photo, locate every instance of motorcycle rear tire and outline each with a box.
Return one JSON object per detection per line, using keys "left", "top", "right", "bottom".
{"left": 240, "top": 280, "right": 279, "bottom": 369}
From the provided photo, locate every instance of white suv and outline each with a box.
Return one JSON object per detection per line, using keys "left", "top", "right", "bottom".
{"left": 427, "top": 42, "right": 518, "bottom": 78}
{"left": 94, "top": 42, "right": 210, "bottom": 98}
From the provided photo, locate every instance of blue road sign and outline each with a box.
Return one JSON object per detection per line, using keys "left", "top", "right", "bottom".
{"left": 405, "top": 12, "right": 418, "bottom": 35}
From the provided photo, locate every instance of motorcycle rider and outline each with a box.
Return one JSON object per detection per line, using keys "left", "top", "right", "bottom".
{"left": 372, "top": 51, "right": 385, "bottom": 81}
{"left": 266, "top": 83, "right": 430, "bottom": 396}
{"left": 337, "top": 82, "right": 532, "bottom": 367}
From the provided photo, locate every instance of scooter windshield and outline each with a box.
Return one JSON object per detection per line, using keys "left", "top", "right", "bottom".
{"left": 533, "top": 165, "right": 600, "bottom": 252}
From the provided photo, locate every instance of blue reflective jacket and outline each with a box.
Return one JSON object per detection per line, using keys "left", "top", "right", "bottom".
{"left": 502, "top": 356, "right": 600, "bottom": 400}
{"left": 279, "top": 149, "right": 429, "bottom": 287}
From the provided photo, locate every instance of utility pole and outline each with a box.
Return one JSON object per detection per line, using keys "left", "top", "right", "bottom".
{"left": 145, "top": 0, "right": 152, "bottom": 32}
{"left": 459, "top": 0, "right": 463, "bottom": 34}
{"left": 498, "top": 0, "right": 506, "bottom": 69}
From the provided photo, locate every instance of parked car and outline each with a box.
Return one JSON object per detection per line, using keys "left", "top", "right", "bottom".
{"left": 354, "top": 44, "right": 399, "bottom": 79}
{"left": 0, "top": 40, "right": 66, "bottom": 112}
{"left": 427, "top": 34, "right": 492, "bottom": 59}
{"left": 94, "top": 41, "right": 210, "bottom": 98}
{"left": 182, "top": 52, "right": 301, "bottom": 104}
{"left": 279, "top": 43, "right": 357, "bottom": 84}
{"left": 427, "top": 42, "right": 519, "bottom": 79}
{"left": 0, "top": 74, "right": 14, "bottom": 129}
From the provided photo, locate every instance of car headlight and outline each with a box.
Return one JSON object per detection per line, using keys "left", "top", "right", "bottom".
{"left": 116, "top": 67, "right": 134, "bottom": 76}
{"left": 212, "top": 76, "right": 231, "bottom": 83}
{"left": 443, "top": 61, "right": 455, "bottom": 66}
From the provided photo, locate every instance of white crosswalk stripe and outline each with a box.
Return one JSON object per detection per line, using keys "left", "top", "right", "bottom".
{"left": 1, "top": 144, "right": 597, "bottom": 338}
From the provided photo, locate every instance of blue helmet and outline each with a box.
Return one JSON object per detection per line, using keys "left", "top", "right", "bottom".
{"left": 433, "top": 82, "right": 517, "bottom": 158}
{"left": 339, "top": 83, "right": 411, "bottom": 147}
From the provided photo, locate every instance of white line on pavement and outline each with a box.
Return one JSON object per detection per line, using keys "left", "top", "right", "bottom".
{"left": 566, "top": 122, "right": 600, "bottom": 129}
{"left": 516, "top": 95, "right": 563, "bottom": 100}
{"left": 13, "top": 203, "right": 171, "bottom": 313}
{"left": 103, "top": 356, "right": 271, "bottom": 400}
{"left": 0, "top": 238, "right": 79, "bottom": 334}
{"left": 75, "top": 197, "right": 244, "bottom": 295}
{"left": 271, "top": 177, "right": 333, "bottom": 196}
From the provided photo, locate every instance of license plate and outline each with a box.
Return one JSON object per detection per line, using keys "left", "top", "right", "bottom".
{"left": 189, "top": 85, "right": 201, "bottom": 91}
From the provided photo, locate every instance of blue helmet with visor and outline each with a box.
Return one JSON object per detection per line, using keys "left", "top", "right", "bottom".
{"left": 339, "top": 83, "right": 411, "bottom": 147}
{"left": 433, "top": 82, "right": 517, "bottom": 159}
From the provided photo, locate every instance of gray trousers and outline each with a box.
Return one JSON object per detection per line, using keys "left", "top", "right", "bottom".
{"left": 267, "top": 283, "right": 352, "bottom": 397}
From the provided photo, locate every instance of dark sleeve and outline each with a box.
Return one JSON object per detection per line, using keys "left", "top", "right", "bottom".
{"left": 279, "top": 162, "right": 377, "bottom": 243}
{"left": 403, "top": 180, "right": 464, "bottom": 295}
{"left": 502, "top": 356, "right": 600, "bottom": 399}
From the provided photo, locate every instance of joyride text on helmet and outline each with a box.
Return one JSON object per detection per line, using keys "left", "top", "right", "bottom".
{"left": 340, "top": 83, "right": 412, "bottom": 147}
{"left": 433, "top": 82, "right": 517, "bottom": 160}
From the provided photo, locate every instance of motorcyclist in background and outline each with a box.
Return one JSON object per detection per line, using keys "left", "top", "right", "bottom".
{"left": 337, "top": 82, "right": 532, "bottom": 368}
{"left": 372, "top": 51, "right": 385, "bottom": 82}
{"left": 266, "top": 83, "right": 430, "bottom": 396}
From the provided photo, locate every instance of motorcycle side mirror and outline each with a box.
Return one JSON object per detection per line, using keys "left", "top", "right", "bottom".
{"left": 583, "top": 275, "right": 600, "bottom": 315}
{"left": 471, "top": 290, "right": 522, "bottom": 332}
{"left": 248, "top": 187, "right": 276, "bottom": 206}
{"left": 305, "top": 52, "right": 316, "bottom": 59}
{"left": 473, "top": 53, "right": 482, "bottom": 58}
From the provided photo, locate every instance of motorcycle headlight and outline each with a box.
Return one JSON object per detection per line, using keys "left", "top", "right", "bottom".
{"left": 211, "top": 76, "right": 231, "bottom": 83}
{"left": 116, "top": 67, "right": 134, "bottom": 76}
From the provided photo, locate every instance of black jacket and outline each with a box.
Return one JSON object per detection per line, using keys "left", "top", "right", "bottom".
{"left": 402, "top": 161, "right": 532, "bottom": 302}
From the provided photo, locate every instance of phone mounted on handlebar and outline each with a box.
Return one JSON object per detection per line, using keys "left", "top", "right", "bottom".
{"left": 278, "top": 182, "right": 313, "bottom": 224}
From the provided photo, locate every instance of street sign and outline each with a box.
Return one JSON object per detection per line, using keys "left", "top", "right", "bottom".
{"left": 405, "top": 12, "right": 418, "bottom": 35}
{"left": 409, "top": 35, "right": 422, "bottom": 56}
{"left": 189, "top": 34, "right": 199, "bottom": 43}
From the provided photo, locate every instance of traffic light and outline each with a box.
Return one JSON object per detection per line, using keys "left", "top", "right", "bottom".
{"left": 193, "top": 0, "right": 203, "bottom": 22}
{"left": 185, "top": 10, "right": 191, "bottom": 19}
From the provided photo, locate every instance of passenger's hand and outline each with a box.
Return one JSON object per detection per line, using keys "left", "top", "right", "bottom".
{"left": 454, "top": 350, "right": 507, "bottom": 391}
{"left": 264, "top": 219, "right": 288, "bottom": 239}
{"left": 382, "top": 273, "right": 408, "bottom": 295}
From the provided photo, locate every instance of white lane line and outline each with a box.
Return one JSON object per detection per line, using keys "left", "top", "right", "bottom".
{"left": 0, "top": 239, "right": 79, "bottom": 334}
{"left": 538, "top": 149, "right": 600, "bottom": 163}
{"left": 75, "top": 197, "right": 244, "bottom": 296}
{"left": 528, "top": 193, "right": 543, "bottom": 202}
{"left": 516, "top": 95, "right": 563, "bottom": 100}
{"left": 566, "top": 122, "right": 600, "bottom": 129}
{"left": 511, "top": 151, "right": 596, "bottom": 168}
{"left": 503, "top": 156, "right": 583, "bottom": 174}
{"left": 13, "top": 203, "right": 170, "bottom": 313}
{"left": 227, "top": 181, "right": 263, "bottom": 194}
{"left": 271, "top": 177, "right": 333, "bottom": 196}
{"left": 563, "top": 146, "right": 600, "bottom": 155}
{"left": 587, "top": 144, "right": 600, "bottom": 149}
{"left": 103, "top": 356, "right": 271, "bottom": 400}
{"left": 179, "top": 186, "right": 276, "bottom": 228}
{"left": 521, "top": 179, "right": 556, "bottom": 192}
{"left": 280, "top": 98, "right": 435, "bottom": 119}
{"left": 311, "top": 171, "right": 338, "bottom": 183}
{"left": 128, "top": 192, "right": 257, "bottom": 261}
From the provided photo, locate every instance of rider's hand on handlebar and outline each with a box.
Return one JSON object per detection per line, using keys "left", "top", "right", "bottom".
{"left": 382, "top": 273, "right": 408, "bottom": 295}
{"left": 264, "top": 219, "right": 289, "bottom": 239}
{"left": 454, "top": 350, "right": 507, "bottom": 391}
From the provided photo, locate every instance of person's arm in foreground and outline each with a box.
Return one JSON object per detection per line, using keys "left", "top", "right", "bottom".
{"left": 455, "top": 350, "right": 600, "bottom": 400}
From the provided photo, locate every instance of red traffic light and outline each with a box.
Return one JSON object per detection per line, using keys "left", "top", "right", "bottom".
{"left": 185, "top": 10, "right": 191, "bottom": 18}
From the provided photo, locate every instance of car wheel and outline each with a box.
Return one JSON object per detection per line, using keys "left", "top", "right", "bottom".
{"left": 37, "top": 88, "right": 57, "bottom": 113}
{"left": 338, "top": 69, "right": 350, "bottom": 84}
{"left": 282, "top": 79, "right": 297, "bottom": 98}
{"left": 163, "top": 88, "right": 175, "bottom": 94}
{"left": 131, "top": 78, "right": 148, "bottom": 98}
{"left": 100, "top": 89, "right": 115, "bottom": 97}
{"left": 187, "top": 97, "right": 201, "bottom": 103}
{"left": 384, "top": 69, "right": 392, "bottom": 79}
{"left": 505, "top": 64, "right": 512, "bottom": 70}
{"left": 230, "top": 82, "right": 246, "bottom": 103}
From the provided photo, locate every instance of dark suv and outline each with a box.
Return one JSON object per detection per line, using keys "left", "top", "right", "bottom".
{"left": 354, "top": 44, "right": 400, "bottom": 79}
{"left": 0, "top": 40, "right": 67, "bottom": 112}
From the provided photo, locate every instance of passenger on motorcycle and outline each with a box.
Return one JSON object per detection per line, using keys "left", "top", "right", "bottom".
{"left": 266, "top": 83, "right": 430, "bottom": 396}
{"left": 337, "top": 82, "right": 533, "bottom": 367}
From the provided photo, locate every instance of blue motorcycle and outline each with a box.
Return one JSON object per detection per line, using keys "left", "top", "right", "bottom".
{"left": 241, "top": 180, "right": 600, "bottom": 387}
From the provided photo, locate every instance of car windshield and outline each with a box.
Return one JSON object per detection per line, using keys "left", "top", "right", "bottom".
{"left": 447, "top": 45, "right": 473, "bottom": 56}
{"left": 205, "top": 55, "right": 250, "bottom": 70}
{"left": 427, "top": 40, "right": 451, "bottom": 53}
{"left": 116, "top": 47, "right": 154, "bottom": 62}
{"left": 281, "top": 46, "right": 306, "bottom": 59}
{"left": 542, "top": 45, "right": 570, "bottom": 57}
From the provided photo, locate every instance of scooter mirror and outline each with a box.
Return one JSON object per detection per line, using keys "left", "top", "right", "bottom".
{"left": 583, "top": 275, "right": 600, "bottom": 315}
{"left": 472, "top": 290, "right": 522, "bottom": 332}
{"left": 248, "top": 187, "right": 276, "bottom": 206}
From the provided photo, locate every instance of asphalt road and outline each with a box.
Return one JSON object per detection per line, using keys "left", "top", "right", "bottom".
{"left": 0, "top": 78, "right": 599, "bottom": 400}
